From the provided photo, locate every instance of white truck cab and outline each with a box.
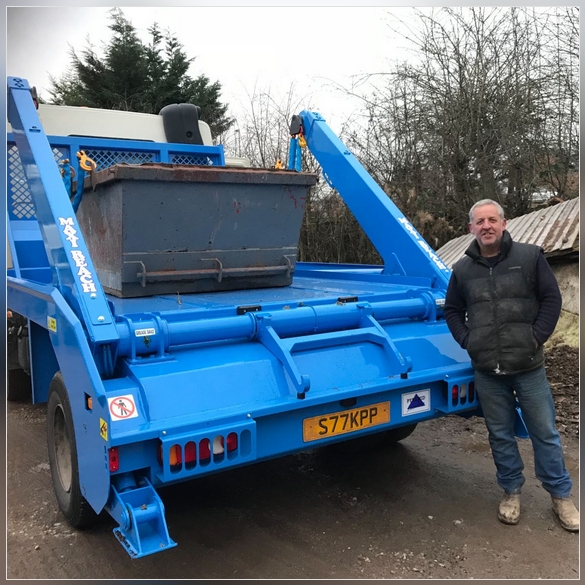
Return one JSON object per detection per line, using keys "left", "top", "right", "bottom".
{"left": 8, "top": 102, "right": 250, "bottom": 167}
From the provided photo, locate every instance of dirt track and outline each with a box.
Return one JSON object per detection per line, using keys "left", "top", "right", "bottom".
{"left": 7, "top": 343, "right": 579, "bottom": 579}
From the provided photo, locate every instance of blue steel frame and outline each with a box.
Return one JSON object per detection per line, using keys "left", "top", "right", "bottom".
{"left": 7, "top": 77, "right": 489, "bottom": 559}
{"left": 297, "top": 110, "right": 452, "bottom": 289}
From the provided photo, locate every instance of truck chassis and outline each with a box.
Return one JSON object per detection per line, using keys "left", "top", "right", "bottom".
{"left": 7, "top": 76, "right": 486, "bottom": 558}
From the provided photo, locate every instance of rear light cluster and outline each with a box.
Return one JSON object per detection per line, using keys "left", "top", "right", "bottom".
{"left": 158, "top": 433, "right": 239, "bottom": 472}
{"left": 451, "top": 382, "right": 475, "bottom": 406}
{"left": 109, "top": 446, "right": 120, "bottom": 472}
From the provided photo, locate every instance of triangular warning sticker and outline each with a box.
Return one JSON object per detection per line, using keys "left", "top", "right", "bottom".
{"left": 408, "top": 394, "right": 426, "bottom": 410}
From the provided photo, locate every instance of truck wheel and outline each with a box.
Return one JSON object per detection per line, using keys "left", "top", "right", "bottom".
{"left": 381, "top": 422, "right": 418, "bottom": 444}
{"left": 46, "top": 372, "right": 98, "bottom": 528}
{"left": 7, "top": 368, "right": 32, "bottom": 402}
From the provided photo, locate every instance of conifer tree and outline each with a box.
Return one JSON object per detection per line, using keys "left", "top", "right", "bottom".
{"left": 49, "top": 8, "right": 232, "bottom": 136}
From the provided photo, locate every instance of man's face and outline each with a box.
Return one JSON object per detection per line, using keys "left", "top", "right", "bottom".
{"left": 469, "top": 204, "right": 507, "bottom": 253}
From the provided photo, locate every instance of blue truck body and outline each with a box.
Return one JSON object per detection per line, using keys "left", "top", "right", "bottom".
{"left": 7, "top": 76, "right": 483, "bottom": 558}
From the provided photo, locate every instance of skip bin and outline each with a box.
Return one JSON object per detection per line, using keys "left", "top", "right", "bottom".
{"left": 76, "top": 164, "right": 318, "bottom": 297}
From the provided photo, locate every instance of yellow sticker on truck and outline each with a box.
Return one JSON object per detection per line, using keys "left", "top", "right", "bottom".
{"left": 99, "top": 418, "right": 108, "bottom": 441}
{"left": 303, "top": 401, "right": 390, "bottom": 442}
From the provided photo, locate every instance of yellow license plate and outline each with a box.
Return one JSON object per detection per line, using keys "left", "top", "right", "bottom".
{"left": 303, "top": 402, "right": 390, "bottom": 442}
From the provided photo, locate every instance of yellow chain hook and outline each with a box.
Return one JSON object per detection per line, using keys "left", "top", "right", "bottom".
{"left": 76, "top": 150, "right": 97, "bottom": 172}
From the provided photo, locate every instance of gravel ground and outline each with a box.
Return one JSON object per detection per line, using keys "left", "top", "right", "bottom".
{"left": 6, "top": 333, "right": 579, "bottom": 579}
{"left": 545, "top": 344, "right": 579, "bottom": 439}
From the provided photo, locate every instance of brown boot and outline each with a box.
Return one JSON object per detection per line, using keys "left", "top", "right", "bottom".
{"left": 551, "top": 497, "right": 579, "bottom": 532}
{"left": 498, "top": 493, "right": 521, "bottom": 525}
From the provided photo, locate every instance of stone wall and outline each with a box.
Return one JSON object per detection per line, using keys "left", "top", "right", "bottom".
{"left": 551, "top": 261, "right": 579, "bottom": 315}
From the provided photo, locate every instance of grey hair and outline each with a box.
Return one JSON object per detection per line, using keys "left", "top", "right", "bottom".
{"left": 469, "top": 199, "right": 505, "bottom": 222}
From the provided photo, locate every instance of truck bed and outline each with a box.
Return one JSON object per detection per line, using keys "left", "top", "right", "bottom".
{"left": 100, "top": 264, "right": 471, "bottom": 446}
{"left": 108, "top": 266, "right": 414, "bottom": 314}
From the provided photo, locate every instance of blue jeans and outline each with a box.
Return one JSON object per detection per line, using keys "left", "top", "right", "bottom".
{"left": 474, "top": 366, "right": 572, "bottom": 498}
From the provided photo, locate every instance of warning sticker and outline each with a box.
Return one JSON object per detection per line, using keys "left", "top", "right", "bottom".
{"left": 47, "top": 317, "right": 57, "bottom": 332}
{"left": 108, "top": 395, "right": 139, "bottom": 421}
{"left": 99, "top": 418, "right": 108, "bottom": 441}
{"left": 401, "top": 389, "right": 431, "bottom": 417}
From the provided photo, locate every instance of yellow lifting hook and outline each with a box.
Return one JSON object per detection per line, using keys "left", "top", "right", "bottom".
{"left": 76, "top": 150, "right": 97, "bottom": 172}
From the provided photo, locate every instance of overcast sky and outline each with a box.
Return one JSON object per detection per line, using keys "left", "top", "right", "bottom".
{"left": 7, "top": 4, "right": 573, "bottom": 132}
{"left": 6, "top": 6, "right": 414, "bottom": 132}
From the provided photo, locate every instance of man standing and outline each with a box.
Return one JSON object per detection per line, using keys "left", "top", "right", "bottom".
{"left": 444, "top": 199, "right": 578, "bottom": 532}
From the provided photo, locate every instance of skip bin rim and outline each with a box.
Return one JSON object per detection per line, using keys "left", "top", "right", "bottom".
{"left": 83, "top": 163, "right": 319, "bottom": 190}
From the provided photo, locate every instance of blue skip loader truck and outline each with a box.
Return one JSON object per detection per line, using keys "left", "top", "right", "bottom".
{"left": 7, "top": 76, "right": 485, "bottom": 558}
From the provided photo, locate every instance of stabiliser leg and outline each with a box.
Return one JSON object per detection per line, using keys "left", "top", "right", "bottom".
{"left": 105, "top": 475, "right": 177, "bottom": 559}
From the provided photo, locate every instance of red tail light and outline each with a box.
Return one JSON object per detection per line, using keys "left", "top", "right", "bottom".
{"left": 108, "top": 447, "right": 119, "bottom": 472}
{"left": 157, "top": 434, "right": 237, "bottom": 469}
{"left": 199, "top": 438, "right": 211, "bottom": 460}
{"left": 184, "top": 441, "right": 196, "bottom": 463}
{"left": 452, "top": 384, "right": 459, "bottom": 406}
{"left": 226, "top": 432, "right": 238, "bottom": 452}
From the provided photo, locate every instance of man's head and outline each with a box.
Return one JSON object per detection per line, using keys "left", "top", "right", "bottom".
{"left": 468, "top": 199, "right": 507, "bottom": 257}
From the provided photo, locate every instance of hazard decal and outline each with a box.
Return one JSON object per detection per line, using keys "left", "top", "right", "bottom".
{"left": 108, "top": 395, "right": 139, "bottom": 421}
{"left": 99, "top": 418, "right": 108, "bottom": 441}
{"left": 401, "top": 389, "right": 431, "bottom": 417}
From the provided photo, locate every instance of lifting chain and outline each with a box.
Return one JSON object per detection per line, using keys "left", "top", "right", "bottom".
{"left": 287, "top": 115, "right": 306, "bottom": 172}
{"left": 69, "top": 151, "right": 97, "bottom": 213}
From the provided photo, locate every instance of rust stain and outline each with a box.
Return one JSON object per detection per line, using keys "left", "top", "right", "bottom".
{"left": 86, "top": 163, "right": 318, "bottom": 188}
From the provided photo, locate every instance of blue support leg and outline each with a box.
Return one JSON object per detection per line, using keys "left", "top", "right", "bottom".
{"left": 106, "top": 476, "right": 177, "bottom": 559}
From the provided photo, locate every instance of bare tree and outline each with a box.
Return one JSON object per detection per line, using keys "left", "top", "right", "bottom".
{"left": 221, "top": 83, "right": 383, "bottom": 264}
{"left": 343, "top": 7, "right": 579, "bottom": 245}
{"left": 222, "top": 8, "right": 578, "bottom": 262}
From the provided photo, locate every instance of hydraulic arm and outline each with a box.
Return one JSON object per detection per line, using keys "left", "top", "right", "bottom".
{"left": 7, "top": 76, "right": 119, "bottom": 353}
{"left": 294, "top": 111, "right": 452, "bottom": 289}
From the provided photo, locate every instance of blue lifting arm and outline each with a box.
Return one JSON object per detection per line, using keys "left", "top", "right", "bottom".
{"left": 7, "top": 77, "right": 119, "bottom": 350}
{"left": 297, "top": 110, "right": 452, "bottom": 290}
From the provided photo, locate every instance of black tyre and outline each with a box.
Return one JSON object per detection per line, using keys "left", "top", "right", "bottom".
{"left": 7, "top": 368, "right": 32, "bottom": 402}
{"left": 381, "top": 422, "right": 418, "bottom": 444}
{"left": 46, "top": 372, "right": 98, "bottom": 528}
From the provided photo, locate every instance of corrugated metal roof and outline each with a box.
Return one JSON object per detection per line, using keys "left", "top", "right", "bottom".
{"left": 436, "top": 197, "right": 579, "bottom": 268}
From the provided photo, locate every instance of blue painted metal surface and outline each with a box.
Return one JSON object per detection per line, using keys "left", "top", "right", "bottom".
{"left": 514, "top": 402, "right": 530, "bottom": 439}
{"left": 288, "top": 135, "right": 303, "bottom": 172}
{"left": 6, "top": 277, "right": 112, "bottom": 511}
{"left": 6, "top": 78, "right": 482, "bottom": 558}
{"left": 7, "top": 77, "right": 118, "bottom": 348}
{"left": 298, "top": 110, "right": 452, "bottom": 289}
{"left": 107, "top": 477, "right": 177, "bottom": 558}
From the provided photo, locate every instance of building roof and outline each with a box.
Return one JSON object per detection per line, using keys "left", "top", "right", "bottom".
{"left": 436, "top": 197, "right": 580, "bottom": 267}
